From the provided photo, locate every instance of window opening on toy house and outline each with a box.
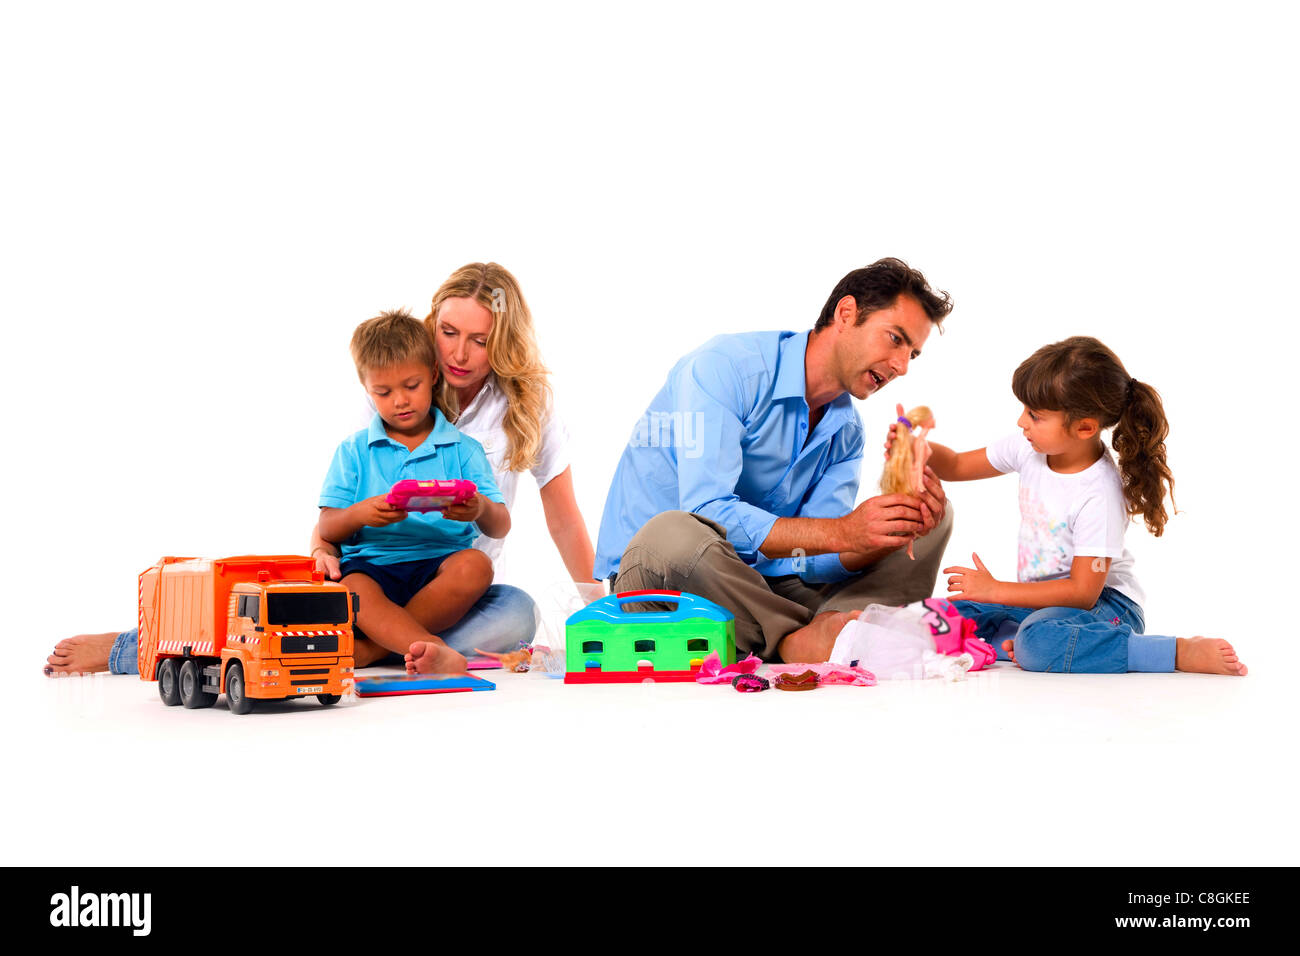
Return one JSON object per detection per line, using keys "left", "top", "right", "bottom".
{"left": 687, "top": 639, "right": 709, "bottom": 652}
{"left": 634, "top": 640, "right": 656, "bottom": 653}
{"left": 582, "top": 641, "right": 604, "bottom": 654}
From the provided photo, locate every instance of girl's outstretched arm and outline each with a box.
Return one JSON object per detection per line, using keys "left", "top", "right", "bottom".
{"left": 944, "top": 554, "right": 1110, "bottom": 610}
{"left": 925, "top": 442, "right": 1003, "bottom": 482}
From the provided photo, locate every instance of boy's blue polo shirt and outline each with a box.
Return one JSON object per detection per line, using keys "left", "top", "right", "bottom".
{"left": 319, "top": 410, "right": 503, "bottom": 565}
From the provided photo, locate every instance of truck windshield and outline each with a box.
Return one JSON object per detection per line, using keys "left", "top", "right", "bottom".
{"left": 266, "top": 592, "right": 350, "bottom": 626}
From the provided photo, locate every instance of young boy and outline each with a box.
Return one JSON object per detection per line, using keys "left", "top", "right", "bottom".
{"left": 318, "top": 309, "right": 510, "bottom": 674}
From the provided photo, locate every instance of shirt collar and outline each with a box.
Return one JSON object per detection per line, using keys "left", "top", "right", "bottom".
{"left": 773, "top": 330, "right": 810, "bottom": 401}
{"left": 367, "top": 407, "right": 462, "bottom": 452}
{"left": 455, "top": 373, "right": 497, "bottom": 421}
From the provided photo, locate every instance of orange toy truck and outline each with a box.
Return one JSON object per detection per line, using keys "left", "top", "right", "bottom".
{"left": 138, "top": 555, "right": 357, "bottom": 715}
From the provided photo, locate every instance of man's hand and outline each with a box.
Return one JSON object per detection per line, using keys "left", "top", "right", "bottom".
{"left": 882, "top": 402, "right": 907, "bottom": 460}
{"left": 943, "top": 552, "right": 999, "bottom": 601}
{"left": 916, "top": 466, "right": 947, "bottom": 534}
{"left": 353, "top": 495, "right": 409, "bottom": 528}
{"left": 841, "top": 493, "right": 925, "bottom": 552}
{"left": 441, "top": 492, "right": 486, "bottom": 524}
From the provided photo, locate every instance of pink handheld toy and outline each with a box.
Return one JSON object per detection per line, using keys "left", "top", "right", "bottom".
{"left": 386, "top": 479, "right": 477, "bottom": 513}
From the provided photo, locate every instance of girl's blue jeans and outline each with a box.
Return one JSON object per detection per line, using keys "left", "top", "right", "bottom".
{"left": 953, "top": 587, "right": 1176, "bottom": 673}
{"left": 109, "top": 583, "right": 538, "bottom": 675}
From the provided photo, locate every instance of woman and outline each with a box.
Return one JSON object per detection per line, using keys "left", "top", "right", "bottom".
{"left": 46, "top": 262, "right": 595, "bottom": 676}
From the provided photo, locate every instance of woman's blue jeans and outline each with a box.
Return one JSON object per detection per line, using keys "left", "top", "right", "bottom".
{"left": 953, "top": 587, "right": 1175, "bottom": 673}
{"left": 110, "top": 583, "right": 538, "bottom": 675}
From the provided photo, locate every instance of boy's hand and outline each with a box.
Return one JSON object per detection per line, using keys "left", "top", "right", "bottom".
{"left": 943, "top": 553, "right": 998, "bottom": 602}
{"left": 353, "top": 495, "right": 408, "bottom": 527}
{"left": 441, "top": 492, "right": 486, "bottom": 524}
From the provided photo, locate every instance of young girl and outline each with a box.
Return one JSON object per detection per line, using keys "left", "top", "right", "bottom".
{"left": 918, "top": 335, "right": 1245, "bottom": 675}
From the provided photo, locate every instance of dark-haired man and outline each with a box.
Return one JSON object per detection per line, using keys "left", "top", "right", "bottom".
{"left": 593, "top": 258, "right": 954, "bottom": 662}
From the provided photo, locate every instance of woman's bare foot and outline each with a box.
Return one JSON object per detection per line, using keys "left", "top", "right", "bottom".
{"left": 404, "top": 640, "right": 469, "bottom": 675}
{"left": 1176, "top": 636, "right": 1248, "bottom": 676}
{"left": 45, "top": 632, "right": 118, "bottom": 676}
{"left": 777, "top": 609, "right": 862, "bottom": 663}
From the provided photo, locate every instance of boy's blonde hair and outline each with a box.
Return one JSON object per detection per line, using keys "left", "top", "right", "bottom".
{"left": 350, "top": 309, "right": 437, "bottom": 381}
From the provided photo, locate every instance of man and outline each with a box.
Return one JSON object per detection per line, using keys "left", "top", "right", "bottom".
{"left": 594, "top": 257, "right": 954, "bottom": 662}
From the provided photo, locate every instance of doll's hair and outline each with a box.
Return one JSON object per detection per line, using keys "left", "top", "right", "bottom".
{"left": 350, "top": 309, "right": 437, "bottom": 380}
{"left": 1012, "top": 336, "right": 1176, "bottom": 536}
{"left": 881, "top": 406, "right": 934, "bottom": 496}
{"left": 814, "top": 257, "right": 953, "bottom": 331}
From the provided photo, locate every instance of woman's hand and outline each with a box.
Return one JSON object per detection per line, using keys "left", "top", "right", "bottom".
{"left": 313, "top": 547, "right": 342, "bottom": 581}
{"left": 943, "top": 552, "right": 999, "bottom": 601}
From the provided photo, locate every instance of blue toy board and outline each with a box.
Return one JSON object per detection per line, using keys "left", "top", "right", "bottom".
{"left": 354, "top": 673, "right": 496, "bottom": 697}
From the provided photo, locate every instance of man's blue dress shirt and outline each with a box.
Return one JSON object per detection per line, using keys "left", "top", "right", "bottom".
{"left": 594, "top": 330, "right": 865, "bottom": 583}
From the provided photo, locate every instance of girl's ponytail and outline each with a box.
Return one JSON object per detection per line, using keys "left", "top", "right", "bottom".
{"left": 1111, "top": 378, "right": 1176, "bottom": 537}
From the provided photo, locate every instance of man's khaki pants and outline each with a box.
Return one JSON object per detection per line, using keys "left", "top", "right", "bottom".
{"left": 611, "top": 507, "right": 954, "bottom": 661}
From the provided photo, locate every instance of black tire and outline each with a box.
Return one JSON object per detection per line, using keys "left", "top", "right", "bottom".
{"left": 225, "top": 662, "right": 254, "bottom": 715}
{"left": 158, "top": 659, "right": 181, "bottom": 706}
{"left": 317, "top": 693, "right": 342, "bottom": 706}
{"left": 179, "top": 659, "right": 217, "bottom": 709}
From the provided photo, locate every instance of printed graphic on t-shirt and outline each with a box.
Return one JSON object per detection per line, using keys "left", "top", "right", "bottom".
{"left": 1018, "top": 485, "right": 1070, "bottom": 581}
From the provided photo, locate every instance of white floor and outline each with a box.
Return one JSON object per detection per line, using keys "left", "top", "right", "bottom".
{"left": 11, "top": 647, "right": 1293, "bottom": 867}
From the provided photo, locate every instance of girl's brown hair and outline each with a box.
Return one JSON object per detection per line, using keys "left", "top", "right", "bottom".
{"left": 1011, "top": 336, "right": 1176, "bottom": 536}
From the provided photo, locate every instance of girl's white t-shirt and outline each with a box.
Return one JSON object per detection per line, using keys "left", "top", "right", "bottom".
{"left": 985, "top": 433, "right": 1144, "bottom": 607}
{"left": 359, "top": 375, "right": 572, "bottom": 564}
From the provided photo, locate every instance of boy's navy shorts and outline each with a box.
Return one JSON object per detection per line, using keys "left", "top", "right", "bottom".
{"left": 339, "top": 554, "right": 451, "bottom": 608}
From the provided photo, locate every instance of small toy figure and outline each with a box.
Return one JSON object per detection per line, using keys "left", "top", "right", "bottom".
{"left": 880, "top": 403, "right": 935, "bottom": 559}
{"left": 473, "top": 645, "right": 533, "bottom": 672}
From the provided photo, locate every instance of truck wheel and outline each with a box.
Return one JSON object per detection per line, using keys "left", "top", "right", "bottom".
{"left": 225, "top": 663, "right": 254, "bottom": 715}
{"left": 179, "top": 659, "right": 217, "bottom": 709}
{"left": 158, "top": 659, "right": 181, "bottom": 706}
{"left": 317, "top": 693, "right": 342, "bottom": 706}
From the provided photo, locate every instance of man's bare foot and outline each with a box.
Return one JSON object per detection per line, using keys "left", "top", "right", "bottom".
{"left": 1176, "top": 636, "right": 1248, "bottom": 676}
{"left": 404, "top": 640, "right": 469, "bottom": 675}
{"left": 777, "top": 609, "right": 862, "bottom": 663}
{"left": 45, "top": 632, "right": 118, "bottom": 676}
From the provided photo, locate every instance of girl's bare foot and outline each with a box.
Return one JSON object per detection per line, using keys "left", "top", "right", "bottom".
{"left": 45, "top": 632, "right": 118, "bottom": 676}
{"left": 404, "top": 640, "right": 469, "bottom": 675}
{"left": 1176, "top": 636, "right": 1248, "bottom": 676}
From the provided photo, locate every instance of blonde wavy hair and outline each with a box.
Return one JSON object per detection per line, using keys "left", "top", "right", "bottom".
{"left": 426, "top": 262, "right": 551, "bottom": 473}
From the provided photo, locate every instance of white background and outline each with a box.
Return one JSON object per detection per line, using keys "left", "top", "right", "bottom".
{"left": 2, "top": 1, "right": 1296, "bottom": 866}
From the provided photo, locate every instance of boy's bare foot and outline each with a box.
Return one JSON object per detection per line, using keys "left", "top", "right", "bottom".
{"left": 777, "top": 609, "right": 862, "bottom": 663}
{"left": 1176, "top": 636, "right": 1248, "bottom": 676}
{"left": 45, "top": 632, "right": 118, "bottom": 676}
{"left": 353, "top": 637, "right": 394, "bottom": 668}
{"left": 1002, "top": 638, "right": 1018, "bottom": 665}
{"left": 404, "top": 640, "right": 469, "bottom": 675}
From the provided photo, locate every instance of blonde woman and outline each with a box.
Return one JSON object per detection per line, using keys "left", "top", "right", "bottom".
{"left": 46, "top": 262, "right": 596, "bottom": 676}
